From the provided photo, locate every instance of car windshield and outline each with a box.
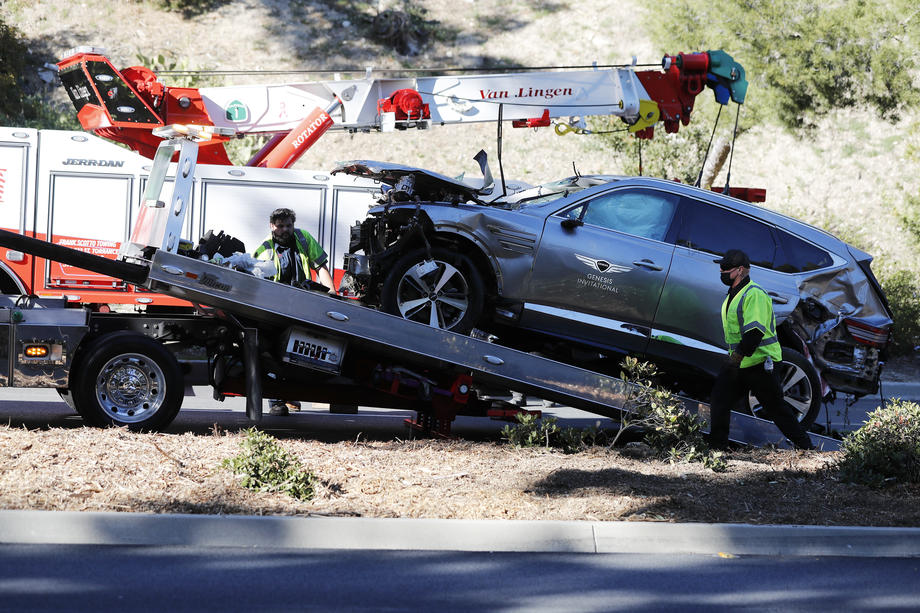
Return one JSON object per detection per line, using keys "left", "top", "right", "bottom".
{"left": 505, "top": 176, "right": 618, "bottom": 205}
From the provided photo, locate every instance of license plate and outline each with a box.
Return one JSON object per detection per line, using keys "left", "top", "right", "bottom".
{"left": 283, "top": 328, "right": 346, "bottom": 373}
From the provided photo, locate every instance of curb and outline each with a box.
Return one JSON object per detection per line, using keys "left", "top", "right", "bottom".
{"left": 1, "top": 510, "right": 919, "bottom": 557}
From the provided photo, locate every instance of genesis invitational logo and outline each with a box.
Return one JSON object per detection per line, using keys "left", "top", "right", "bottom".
{"left": 574, "top": 254, "right": 630, "bottom": 274}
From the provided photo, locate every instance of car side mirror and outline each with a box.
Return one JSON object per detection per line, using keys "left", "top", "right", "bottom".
{"left": 560, "top": 218, "right": 583, "bottom": 230}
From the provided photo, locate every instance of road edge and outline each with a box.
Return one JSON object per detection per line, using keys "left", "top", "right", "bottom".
{"left": 1, "top": 510, "right": 919, "bottom": 557}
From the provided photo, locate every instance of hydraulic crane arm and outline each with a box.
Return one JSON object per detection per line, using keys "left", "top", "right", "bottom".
{"left": 57, "top": 48, "right": 746, "bottom": 169}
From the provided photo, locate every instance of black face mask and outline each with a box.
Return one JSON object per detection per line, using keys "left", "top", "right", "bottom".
{"left": 720, "top": 271, "right": 733, "bottom": 286}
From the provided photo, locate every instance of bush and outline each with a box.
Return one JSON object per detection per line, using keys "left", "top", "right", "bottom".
{"left": 618, "top": 357, "right": 727, "bottom": 471}
{"left": 0, "top": 17, "right": 29, "bottom": 121}
{"left": 837, "top": 399, "right": 920, "bottom": 487}
{"left": 222, "top": 428, "right": 317, "bottom": 501}
{"left": 500, "top": 413, "right": 606, "bottom": 454}
{"left": 0, "top": 15, "right": 80, "bottom": 130}
{"left": 878, "top": 269, "right": 920, "bottom": 356}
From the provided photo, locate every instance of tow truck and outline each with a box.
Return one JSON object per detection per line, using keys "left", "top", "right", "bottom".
{"left": 0, "top": 131, "right": 837, "bottom": 450}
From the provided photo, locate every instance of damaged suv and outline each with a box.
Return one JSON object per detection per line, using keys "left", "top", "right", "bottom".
{"left": 337, "top": 158, "right": 892, "bottom": 427}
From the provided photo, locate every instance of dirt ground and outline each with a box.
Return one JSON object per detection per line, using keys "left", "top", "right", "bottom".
{"left": 0, "top": 406, "right": 917, "bottom": 526}
{"left": 3, "top": 360, "right": 917, "bottom": 526}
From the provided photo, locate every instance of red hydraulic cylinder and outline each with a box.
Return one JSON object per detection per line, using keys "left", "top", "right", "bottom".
{"left": 257, "top": 96, "right": 344, "bottom": 169}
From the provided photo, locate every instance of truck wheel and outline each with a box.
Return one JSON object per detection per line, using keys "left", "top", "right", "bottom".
{"left": 747, "top": 347, "right": 821, "bottom": 428}
{"left": 381, "top": 247, "right": 484, "bottom": 334}
{"left": 72, "top": 332, "right": 184, "bottom": 431}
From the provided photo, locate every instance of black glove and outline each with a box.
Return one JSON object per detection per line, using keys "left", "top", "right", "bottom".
{"left": 727, "top": 351, "right": 743, "bottom": 367}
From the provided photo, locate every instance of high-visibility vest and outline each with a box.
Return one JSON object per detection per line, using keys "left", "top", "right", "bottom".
{"left": 252, "top": 229, "right": 327, "bottom": 284}
{"left": 721, "top": 280, "right": 782, "bottom": 368}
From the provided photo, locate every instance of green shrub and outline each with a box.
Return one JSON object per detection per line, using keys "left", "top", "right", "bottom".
{"left": 500, "top": 413, "right": 606, "bottom": 454}
{"left": 837, "top": 399, "right": 920, "bottom": 487}
{"left": 0, "top": 17, "right": 29, "bottom": 121}
{"left": 878, "top": 269, "right": 920, "bottom": 356}
{"left": 619, "top": 357, "right": 727, "bottom": 471}
{"left": 222, "top": 428, "right": 317, "bottom": 501}
{"left": 0, "top": 15, "right": 80, "bottom": 130}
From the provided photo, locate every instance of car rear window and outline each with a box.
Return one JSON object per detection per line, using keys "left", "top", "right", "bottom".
{"left": 675, "top": 198, "right": 775, "bottom": 268}
{"left": 773, "top": 230, "right": 833, "bottom": 272}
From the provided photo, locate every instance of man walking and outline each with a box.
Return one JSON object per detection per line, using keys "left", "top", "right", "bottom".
{"left": 254, "top": 207, "right": 336, "bottom": 415}
{"left": 708, "top": 249, "right": 814, "bottom": 450}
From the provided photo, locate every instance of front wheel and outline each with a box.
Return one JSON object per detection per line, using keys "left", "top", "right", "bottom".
{"left": 747, "top": 347, "right": 821, "bottom": 428}
{"left": 381, "top": 247, "right": 485, "bottom": 334}
{"left": 72, "top": 332, "right": 184, "bottom": 431}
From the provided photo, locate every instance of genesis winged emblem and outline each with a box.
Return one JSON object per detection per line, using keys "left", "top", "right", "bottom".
{"left": 574, "top": 254, "right": 631, "bottom": 273}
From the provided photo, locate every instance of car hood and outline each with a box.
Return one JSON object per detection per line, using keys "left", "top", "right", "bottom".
{"left": 331, "top": 158, "right": 493, "bottom": 203}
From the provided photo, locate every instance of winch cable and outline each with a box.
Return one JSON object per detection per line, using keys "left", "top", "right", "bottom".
{"left": 695, "top": 104, "right": 723, "bottom": 187}
{"left": 722, "top": 103, "right": 742, "bottom": 195}
{"left": 157, "top": 63, "right": 663, "bottom": 78}
{"left": 637, "top": 138, "right": 643, "bottom": 176}
{"left": 497, "top": 103, "right": 507, "bottom": 197}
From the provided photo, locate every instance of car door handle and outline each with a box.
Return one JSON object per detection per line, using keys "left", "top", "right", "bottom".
{"left": 632, "top": 259, "right": 663, "bottom": 271}
{"left": 768, "top": 292, "right": 789, "bottom": 304}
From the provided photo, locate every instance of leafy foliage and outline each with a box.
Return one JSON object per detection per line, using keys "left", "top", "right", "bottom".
{"left": 0, "top": 16, "right": 79, "bottom": 129}
{"left": 877, "top": 269, "right": 920, "bottom": 357}
{"left": 618, "top": 357, "right": 727, "bottom": 471}
{"left": 222, "top": 428, "right": 317, "bottom": 501}
{"left": 837, "top": 399, "right": 920, "bottom": 487}
{"left": 501, "top": 413, "right": 606, "bottom": 454}
{"left": 0, "top": 15, "right": 79, "bottom": 129}
{"left": 645, "top": 0, "right": 920, "bottom": 131}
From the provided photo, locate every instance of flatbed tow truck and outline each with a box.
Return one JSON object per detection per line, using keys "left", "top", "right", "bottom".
{"left": 0, "top": 132, "right": 837, "bottom": 450}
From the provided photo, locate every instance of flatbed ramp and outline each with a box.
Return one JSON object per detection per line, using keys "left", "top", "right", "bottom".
{"left": 146, "top": 249, "right": 838, "bottom": 450}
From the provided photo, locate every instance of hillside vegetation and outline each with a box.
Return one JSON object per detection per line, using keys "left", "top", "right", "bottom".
{"left": 3, "top": 0, "right": 919, "bottom": 351}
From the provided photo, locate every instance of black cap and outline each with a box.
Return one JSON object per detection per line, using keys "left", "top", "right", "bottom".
{"left": 714, "top": 249, "right": 750, "bottom": 269}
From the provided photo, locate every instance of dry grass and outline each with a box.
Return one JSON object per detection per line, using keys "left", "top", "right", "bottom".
{"left": 2, "top": 424, "right": 918, "bottom": 526}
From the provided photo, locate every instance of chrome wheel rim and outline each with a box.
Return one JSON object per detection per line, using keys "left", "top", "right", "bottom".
{"left": 94, "top": 353, "right": 167, "bottom": 423}
{"left": 396, "top": 259, "right": 470, "bottom": 330}
{"left": 749, "top": 361, "right": 814, "bottom": 422}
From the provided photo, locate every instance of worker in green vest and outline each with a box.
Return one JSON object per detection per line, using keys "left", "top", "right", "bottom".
{"left": 254, "top": 207, "right": 336, "bottom": 416}
{"left": 709, "top": 249, "right": 814, "bottom": 450}
{"left": 253, "top": 207, "right": 335, "bottom": 290}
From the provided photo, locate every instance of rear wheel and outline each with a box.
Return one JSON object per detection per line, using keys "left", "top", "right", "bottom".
{"left": 381, "top": 247, "right": 484, "bottom": 334}
{"left": 72, "top": 332, "right": 184, "bottom": 431}
{"left": 747, "top": 347, "right": 821, "bottom": 428}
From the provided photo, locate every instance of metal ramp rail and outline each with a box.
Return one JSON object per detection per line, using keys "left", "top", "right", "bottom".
{"left": 145, "top": 248, "right": 838, "bottom": 450}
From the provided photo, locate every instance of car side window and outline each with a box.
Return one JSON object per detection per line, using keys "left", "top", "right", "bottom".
{"left": 774, "top": 229, "right": 832, "bottom": 272}
{"left": 675, "top": 198, "right": 775, "bottom": 268}
{"left": 564, "top": 188, "right": 679, "bottom": 242}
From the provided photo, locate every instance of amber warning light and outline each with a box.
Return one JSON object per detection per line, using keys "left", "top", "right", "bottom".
{"left": 23, "top": 344, "right": 50, "bottom": 358}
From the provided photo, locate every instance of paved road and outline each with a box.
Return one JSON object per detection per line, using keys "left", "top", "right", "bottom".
{"left": 1, "top": 511, "right": 919, "bottom": 612}
{"left": 2, "top": 543, "right": 919, "bottom": 612}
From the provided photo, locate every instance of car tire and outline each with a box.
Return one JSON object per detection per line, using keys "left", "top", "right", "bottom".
{"left": 71, "top": 331, "right": 184, "bottom": 431}
{"left": 381, "top": 247, "right": 484, "bottom": 334}
{"left": 747, "top": 347, "right": 821, "bottom": 428}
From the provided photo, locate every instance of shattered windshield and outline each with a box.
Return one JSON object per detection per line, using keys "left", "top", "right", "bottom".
{"left": 506, "top": 175, "right": 619, "bottom": 205}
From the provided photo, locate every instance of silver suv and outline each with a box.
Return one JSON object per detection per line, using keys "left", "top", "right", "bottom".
{"left": 339, "top": 160, "right": 892, "bottom": 427}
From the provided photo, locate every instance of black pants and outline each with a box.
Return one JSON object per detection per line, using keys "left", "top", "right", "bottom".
{"left": 709, "top": 362, "right": 814, "bottom": 450}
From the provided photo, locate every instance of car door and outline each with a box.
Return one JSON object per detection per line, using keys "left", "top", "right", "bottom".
{"left": 522, "top": 187, "right": 679, "bottom": 354}
{"left": 650, "top": 196, "right": 800, "bottom": 375}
